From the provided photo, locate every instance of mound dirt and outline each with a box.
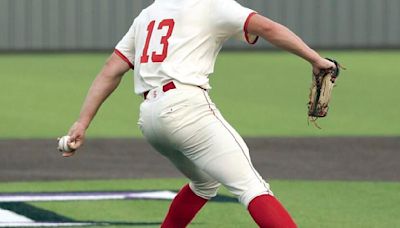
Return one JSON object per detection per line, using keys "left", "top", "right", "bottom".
{"left": 0, "top": 137, "right": 398, "bottom": 181}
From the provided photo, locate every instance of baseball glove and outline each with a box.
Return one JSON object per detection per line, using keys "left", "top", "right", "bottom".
{"left": 308, "top": 58, "right": 344, "bottom": 128}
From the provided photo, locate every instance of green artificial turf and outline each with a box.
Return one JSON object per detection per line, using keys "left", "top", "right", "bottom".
{"left": 0, "top": 51, "right": 399, "bottom": 138}
{"left": 0, "top": 179, "right": 399, "bottom": 228}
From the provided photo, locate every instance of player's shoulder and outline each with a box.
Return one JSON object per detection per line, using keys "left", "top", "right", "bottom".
{"left": 206, "top": 0, "right": 246, "bottom": 15}
{"left": 134, "top": 1, "right": 159, "bottom": 20}
{"left": 135, "top": 5, "right": 151, "bottom": 20}
{"left": 131, "top": 4, "right": 153, "bottom": 28}
{"left": 211, "top": 0, "right": 242, "bottom": 5}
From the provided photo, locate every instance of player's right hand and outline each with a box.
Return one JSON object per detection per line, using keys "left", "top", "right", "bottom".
{"left": 64, "top": 121, "right": 87, "bottom": 157}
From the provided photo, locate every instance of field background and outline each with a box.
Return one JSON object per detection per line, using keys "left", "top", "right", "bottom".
{"left": 1, "top": 179, "right": 400, "bottom": 228}
{"left": 1, "top": 51, "right": 399, "bottom": 138}
{"left": 0, "top": 51, "right": 399, "bottom": 228}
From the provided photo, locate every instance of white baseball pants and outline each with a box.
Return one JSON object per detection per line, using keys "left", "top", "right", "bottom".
{"left": 138, "top": 81, "right": 272, "bottom": 206}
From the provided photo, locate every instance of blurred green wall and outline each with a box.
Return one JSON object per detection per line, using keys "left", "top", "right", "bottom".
{"left": 0, "top": 0, "right": 399, "bottom": 51}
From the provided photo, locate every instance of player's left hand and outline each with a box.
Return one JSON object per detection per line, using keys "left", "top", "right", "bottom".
{"left": 311, "top": 58, "right": 337, "bottom": 76}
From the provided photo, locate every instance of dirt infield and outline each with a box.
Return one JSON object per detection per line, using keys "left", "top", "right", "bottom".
{"left": 0, "top": 137, "right": 399, "bottom": 182}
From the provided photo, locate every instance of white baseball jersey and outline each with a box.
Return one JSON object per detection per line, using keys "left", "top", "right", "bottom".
{"left": 115, "top": 0, "right": 258, "bottom": 94}
{"left": 127, "top": 0, "right": 273, "bottom": 208}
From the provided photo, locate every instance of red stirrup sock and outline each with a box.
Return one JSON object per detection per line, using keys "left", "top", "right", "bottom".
{"left": 248, "top": 194, "right": 297, "bottom": 228}
{"left": 161, "top": 184, "right": 208, "bottom": 228}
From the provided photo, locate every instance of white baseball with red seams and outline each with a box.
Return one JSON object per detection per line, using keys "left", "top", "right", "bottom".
{"left": 57, "top": 136, "right": 74, "bottom": 153}
{"left": 115, "top": 0, "right": 271, "bottom": 207}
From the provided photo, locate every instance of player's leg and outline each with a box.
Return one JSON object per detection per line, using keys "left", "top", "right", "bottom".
{"left": 248, "top": 194, "right": 297, "bottom": 228}
{"left": 202, "top": 100, "right": 297, "bottom": 227}
{"left": 164, "top": 89, "right": 297, "bottom": 227}
{"left": 156, "top": 148, "right": 220, "bottom": 228}
{"left": 139, "top": 84, "right": 295, "bottom": 227}
{"left": 152, "top": 148, "right": 220, "bottom": 228}
{"left": 161, "top": 184, "right": 206, "bottom": 228}
{"left": 138, "top": 95, "right": 220, "bottom": 227}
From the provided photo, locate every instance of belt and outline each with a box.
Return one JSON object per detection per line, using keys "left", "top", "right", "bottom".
{"left": 143, "top": 81, "right": 176, "bottom": 100}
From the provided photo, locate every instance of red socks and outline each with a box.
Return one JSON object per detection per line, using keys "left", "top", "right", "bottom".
{"left": 161, "top": 184, "right": 208, "bottom": 228}
{"left": 161, "top": 185, "right": 296, "bottom": 228}
{"left": 248, "top": 194, "right": 297, "bottom": 228}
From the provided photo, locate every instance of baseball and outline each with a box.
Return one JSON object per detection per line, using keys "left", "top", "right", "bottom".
{"left": 57, "top": 135, "right": 74, "bottom": 152}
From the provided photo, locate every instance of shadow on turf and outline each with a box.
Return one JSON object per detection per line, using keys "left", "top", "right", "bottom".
{"left": 0, "top": 202, "right": 73, "bottom": 222}
{"left": 0, "top": 202, "right": 161, "bottom": 226}
{"left": 0, "top": 195, "right": 236, "bottom": 227}
{"left": 81, "top": 221, "right": 162, "bottom": 226}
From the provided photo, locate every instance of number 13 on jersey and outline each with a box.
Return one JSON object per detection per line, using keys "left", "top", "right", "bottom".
{"left": 140, "top": 19, "right": 175, "bottom": 63}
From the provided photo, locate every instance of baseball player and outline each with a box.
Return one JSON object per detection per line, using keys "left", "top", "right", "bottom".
{"left": 63, "top": 0, "right": 335, "bottom": 227}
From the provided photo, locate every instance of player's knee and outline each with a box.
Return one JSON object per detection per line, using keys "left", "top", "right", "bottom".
{"left": 238, "top": 180, "right": 273, "bottom": 207}
{"left": 189, "top": 181, "right": 220, "bottom": 199}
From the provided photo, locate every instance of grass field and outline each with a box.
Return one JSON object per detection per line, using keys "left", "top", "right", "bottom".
{"left": 0, "top": 51, "right": 399, "bottom": 227}
{"left": 1, "top": 179, "right": 400, "bottom": 228}
{"left": 0, "top": 51, "right": 399, "bottom": 138}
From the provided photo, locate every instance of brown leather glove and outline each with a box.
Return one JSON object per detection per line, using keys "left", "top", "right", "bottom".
{"left": 308, "top": 58, "right": 344, "bottom": 128}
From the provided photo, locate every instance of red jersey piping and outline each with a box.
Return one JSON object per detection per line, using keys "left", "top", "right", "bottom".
{"left": 114, "top": 49, "right": 134, "bottom": 69}
{"left": 244, "top": 12, "right": 259, "bottom": 45}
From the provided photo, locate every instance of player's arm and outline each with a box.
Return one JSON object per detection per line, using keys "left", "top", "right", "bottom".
{"left": 247, "top": 14, "right": 335, "bottom": 73}
{"left": 64, "top": 53, "right": 131, "bottom": 157}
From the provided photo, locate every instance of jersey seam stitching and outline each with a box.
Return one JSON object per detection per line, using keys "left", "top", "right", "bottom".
{"left": 201, "top": 91, "right": 267, "bottom": 189}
